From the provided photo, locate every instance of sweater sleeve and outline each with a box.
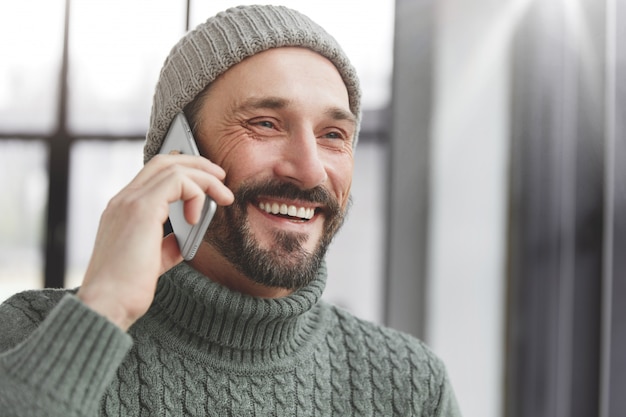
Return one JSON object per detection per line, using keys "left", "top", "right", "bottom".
{"left": 435, "top": 369, "right": 463, "bottom": 417}
{"left": 0, "top": 294, "right": 133, "bottom": 417}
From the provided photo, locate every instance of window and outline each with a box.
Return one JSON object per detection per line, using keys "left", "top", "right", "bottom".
{"left": 0, "top": 0, "right": 394, "bottom": 326}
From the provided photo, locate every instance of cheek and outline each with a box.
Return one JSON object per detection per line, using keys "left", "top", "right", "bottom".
{"left": 329, "top": 157, "right": 354, "bottom": 209}
{"left": 211, "top": 138, "right": 281, "bottom": 187}
{"left": 198, "top": 127, "right": 250, "bottom": 167}
{"left": 339, "top": 179, "right": 353, "bottom": 211}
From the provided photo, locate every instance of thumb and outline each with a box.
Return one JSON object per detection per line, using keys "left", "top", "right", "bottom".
{"left": 160, "top": 233, "right": 184, "bottom": 275}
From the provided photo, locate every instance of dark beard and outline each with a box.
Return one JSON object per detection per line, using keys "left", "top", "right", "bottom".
{"left": 204, "top": 179, "right": 349, "bottom": 290}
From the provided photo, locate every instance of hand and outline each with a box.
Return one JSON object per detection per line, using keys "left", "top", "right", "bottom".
{"left": 76, "top": 154, "right": 234, "bottom": 331}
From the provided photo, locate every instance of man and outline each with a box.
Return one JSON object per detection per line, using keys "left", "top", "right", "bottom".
{"left": 0, "top": 5, "right": 461, "bottom": 416}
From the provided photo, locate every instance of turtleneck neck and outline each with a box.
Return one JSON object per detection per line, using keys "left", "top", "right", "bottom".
{"left": 136, "top": 261, "right": 329, "bottom": 370}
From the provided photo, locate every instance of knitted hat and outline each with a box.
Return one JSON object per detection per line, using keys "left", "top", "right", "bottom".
{"left": 143, "top": 4, "right": 362, "bottom": 163}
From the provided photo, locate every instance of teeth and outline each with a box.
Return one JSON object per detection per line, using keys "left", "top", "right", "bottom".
{"left": 259, "top": 202, "right": 315, "bottom": 220}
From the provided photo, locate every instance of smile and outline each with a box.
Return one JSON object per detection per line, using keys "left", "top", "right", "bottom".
{"left": 258, "top": 201, "right": 315, "bottom": 220}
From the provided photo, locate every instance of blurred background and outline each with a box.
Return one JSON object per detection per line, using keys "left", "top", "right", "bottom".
{"left": 0, "top": 0, "right": 624, "bottom": 416}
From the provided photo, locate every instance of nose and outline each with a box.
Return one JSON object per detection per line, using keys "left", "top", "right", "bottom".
{"left": 274, "top": 129, "right": 327, "bottom": 189}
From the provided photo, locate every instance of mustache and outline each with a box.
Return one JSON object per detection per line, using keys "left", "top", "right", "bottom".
{"left": 234, "top": 179, "right": 342, "bottom": 215}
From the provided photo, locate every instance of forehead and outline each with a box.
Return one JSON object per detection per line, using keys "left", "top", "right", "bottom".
{"left": 207, "top": 47, "right": 353, "bottom": 114}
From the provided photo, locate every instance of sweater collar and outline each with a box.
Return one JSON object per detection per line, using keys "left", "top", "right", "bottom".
{"left": 148, "top": 261, "right": 327, "bottom": 356}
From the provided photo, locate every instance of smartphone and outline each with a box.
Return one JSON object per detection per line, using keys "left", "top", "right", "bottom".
{"left": 159, "top": 112, "right": 216, "bottom": 260}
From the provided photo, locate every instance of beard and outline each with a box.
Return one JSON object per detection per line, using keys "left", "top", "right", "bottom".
{"left": 204, "top": 179, "right": 350, "bottom": 290}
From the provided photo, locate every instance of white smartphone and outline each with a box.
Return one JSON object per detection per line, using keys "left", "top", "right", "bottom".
{"left": 159, "top": 112, "right": 217, "bottom": 260}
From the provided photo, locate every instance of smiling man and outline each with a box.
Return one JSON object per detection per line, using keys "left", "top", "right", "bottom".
{"left": 0, "top": 5, "right": 461, "bottom": 416}
{"left": 187, "top": 47, "right": 356, "bottom": 296}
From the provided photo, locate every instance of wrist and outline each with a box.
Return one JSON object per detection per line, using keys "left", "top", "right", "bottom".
{"left": 76, "top": 286, "right": 135, "bottom": 331}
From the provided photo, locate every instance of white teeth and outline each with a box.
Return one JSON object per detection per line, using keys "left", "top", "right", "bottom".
{"left": 259, "top": 202, "right": 315, "bottom": 220}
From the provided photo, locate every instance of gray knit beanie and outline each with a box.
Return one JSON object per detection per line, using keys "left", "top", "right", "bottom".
{"left": 144, "top": 4, "right": 361, "bottom": 163}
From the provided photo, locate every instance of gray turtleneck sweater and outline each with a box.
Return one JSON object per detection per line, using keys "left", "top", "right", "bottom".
{"left": 0, "top": 262, "right": 461, "bottom": 416}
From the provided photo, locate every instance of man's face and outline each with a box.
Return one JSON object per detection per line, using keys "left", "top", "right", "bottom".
{"left": 193, "top": 47, "right": 356, "bottom": 290}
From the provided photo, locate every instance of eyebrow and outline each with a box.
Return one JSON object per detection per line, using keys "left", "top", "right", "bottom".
{"left": 239, "top": 97, "right": 289, "bottom": 111}
{"left": 325, "top": 107, "right": 357, "bottom": 127}
{"left": 237, "top": 96, "right": 357, "bottom": 126}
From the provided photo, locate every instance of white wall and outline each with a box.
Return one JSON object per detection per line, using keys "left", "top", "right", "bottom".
{"left": 426, "top": 0, "right": 531, "bottom": 415}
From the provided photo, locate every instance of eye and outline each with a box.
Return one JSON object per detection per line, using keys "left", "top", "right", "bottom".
{"left": 243, "top": 117, "right": 286, "bottom": 140}
{"left": 323, "top": 131, "right": 342, "bottom": 139}
{"left": 320, "top": 128, "right": 348, "bottom": 142}
{"left": 318, "top": 129, "right": 351, "bottom": 151}
{"left": 252, "top": 119, "right": 276, "bottom": 129}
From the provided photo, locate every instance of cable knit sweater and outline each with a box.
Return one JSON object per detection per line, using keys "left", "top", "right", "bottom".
{"left": 0, "top": 262, "right": 461, "bottom": 416}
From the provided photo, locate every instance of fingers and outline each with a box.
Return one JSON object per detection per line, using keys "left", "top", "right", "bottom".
{"left": 136, "top": 153, "right": 227, "bottom": 186}
{"left": 77, "top": 153, "right": 232, "bottom": 331}
{"left": 129, "top": 154, "right": 234, "bottom": 209}
{"left": 105, "top": 153, "right": 231, "bottom": 231}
